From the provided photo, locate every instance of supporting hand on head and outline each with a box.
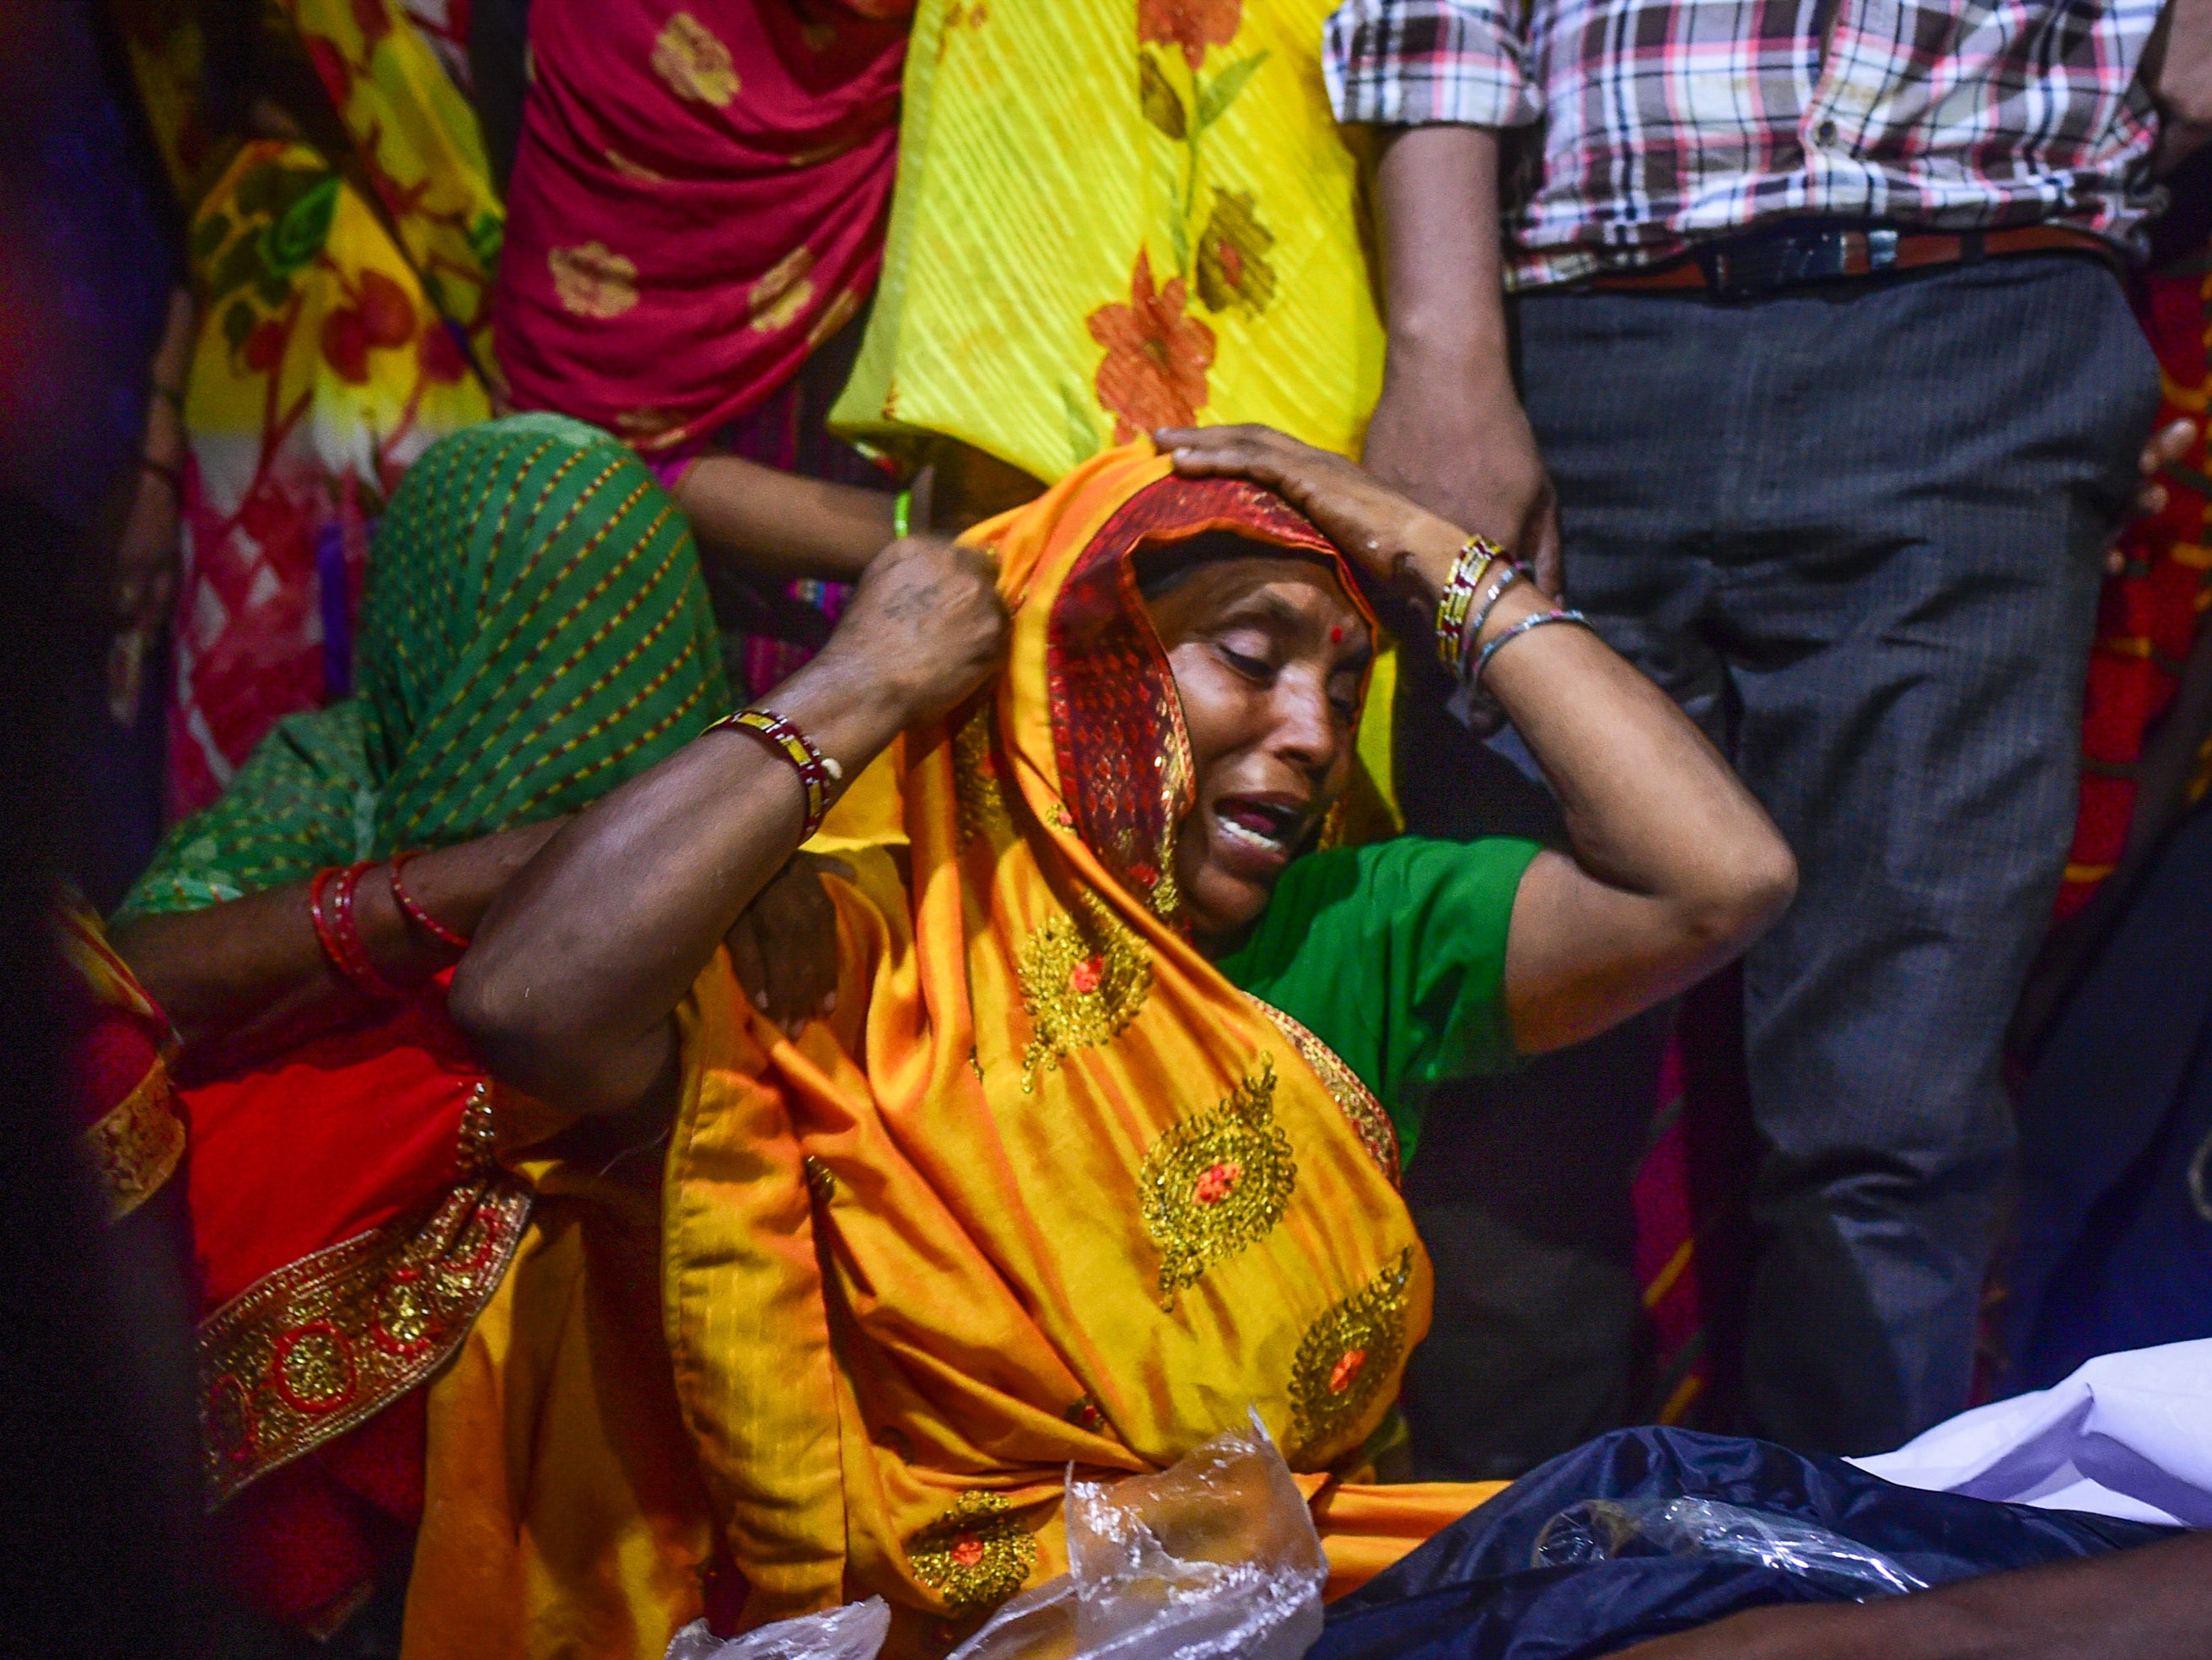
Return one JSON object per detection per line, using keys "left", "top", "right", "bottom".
{"left": 1154, "top": 424, "right": 1472, "bottom": 606}
{"left": 1158, "top": 423, "right": 1796, "bottom": 1059}
{"left": 454, "top": 530, "right": 1006, "bottom": 1121}
{"left": 812, "top": 531, "right": 1010, "bottom": 731}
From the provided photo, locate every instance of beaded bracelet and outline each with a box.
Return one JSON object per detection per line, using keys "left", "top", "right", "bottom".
{"left": 1472, "top": 607, "right": 1595, "bottom": 693}
{"left": 389, "top": 850, "right": 472, "bottom": 951}
{"left": 707, "top": 705, "right": 845, "bottom": 838}
{"left": 1434, "top": 535, "right": 1504, "bottom": 673}
{"left": 309, "top": 862, "right": 404, "bottom": 999}
{"left": 891, "top": 488, "right": 913, "bottom": 540}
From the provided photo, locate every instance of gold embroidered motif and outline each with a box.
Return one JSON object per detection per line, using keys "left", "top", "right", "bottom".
{"left": 547, "top": 241, "right": 638, "bottom": 319}
{"left": 651, "top": 12, "right": 740, "bottom": 105}
{"left": 197, "top": 1086, "right": 530, "bottom": 1511}
{"left": 1288, "top": 1248, "right": 1414, "bottom": 1456}
{"left": 1248, "top": 997, "right": 1400, "bottom": 1187}
{"left": 1150, "top": 721, "right": 1187, "bottom": 919}
{"left": 953, "top": 703, "right": 1015, "bottom": 846}
{"left": 1017, "top": 893, "right": 1149, "bottom": 1089}
{"left": 749, "top": 246, "right": 816, "bottom": 331}
{"left": 1146, "top": 848, "right": 1180, "bottom": 918}
{"left": 1063, "top": 1394, "right": 1108, "bottom": 1433}
{"left": 602, "top": 147, "right": 668, "bottom": 185}
{"left": 805, "top": 286, "right": 864, "bottom": 351}
{"left": 83, "top": 1070, "right": 186, "bottom": 1221}
{"left": 1138, "top": 1059, "right": 1294, "bottom": 1309}
{"left": 907, "top": 1490, "right": 1036, "bottom": 1614}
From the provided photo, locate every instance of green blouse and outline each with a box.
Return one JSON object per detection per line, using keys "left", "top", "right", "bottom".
{"left": 1214, "top": 836, "right": 1544, "bottom": 1164}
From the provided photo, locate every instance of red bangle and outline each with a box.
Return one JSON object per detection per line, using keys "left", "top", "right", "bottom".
{"left": 389, "top": 850, "right": 471, "bottom": 951}
{"left": 309, "top": 860, "right": 403, "bottom": 999}
{"left": 308, "top": 865, "right": 347, "bottom": 976}
{"left": 705, "top": 706, "right": 844, "bottom": 838}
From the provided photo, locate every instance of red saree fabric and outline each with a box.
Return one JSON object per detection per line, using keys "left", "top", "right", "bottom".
{"left": 2059, "top": 265, "right": 2212, "bottom": 919}
{"left": 181, "top": 982, "right": 530, "bottom": 1633}
{"left": 180, "top": 986, "right": 482, "bottom": 1310}
{"left": 495, "top": 0, "right": 911, "bottom": 452}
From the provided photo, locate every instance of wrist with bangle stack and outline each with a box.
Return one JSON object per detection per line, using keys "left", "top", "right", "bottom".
{"left": 309, "top": 861, "right": 404, "bottom": 1000}
{"left": 1429, "top": 532, "right": 1591, "bottom": 726}
{"left": 703, "top": 704, "right": 846, "bottom": 838}
{"left": 309, "top": 854, "right": 476, "bottom": 999}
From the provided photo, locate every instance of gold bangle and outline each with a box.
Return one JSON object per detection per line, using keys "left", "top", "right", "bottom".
{"left": 1434, "top": 535, "right": 1504, "bottom": 672}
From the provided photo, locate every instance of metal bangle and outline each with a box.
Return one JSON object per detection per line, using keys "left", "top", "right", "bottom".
{"left": 1471, "top": 607, "right": 1595, "bottom": 693}
{"left": 1455, "top": 563, "right": 1522, "bottom": 684}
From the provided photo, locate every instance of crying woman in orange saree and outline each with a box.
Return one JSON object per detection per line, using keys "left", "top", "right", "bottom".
{"left": 432, "top": 428, "right": 1797, "bottom": 1657}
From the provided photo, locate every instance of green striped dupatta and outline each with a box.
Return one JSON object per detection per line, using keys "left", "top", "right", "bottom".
{"left": 116, "top": 413, "right": 729, "bottom": 923}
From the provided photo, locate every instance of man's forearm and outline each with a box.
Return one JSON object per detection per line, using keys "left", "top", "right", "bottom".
{"left": 2152, "top": 0, "right": 2212, "bottom": 168}
{"left": 1362, "top": 121, "right": 1560, "bottom": 578}
{"left": 1374, "top": 124, "right": 1516, "bottom": 392}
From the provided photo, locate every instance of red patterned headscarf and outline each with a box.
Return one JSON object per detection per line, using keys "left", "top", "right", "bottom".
{"left": 1043, "top": 472, "right": 1367, "bottom": 919}
{"left": 493, "top": 0, "right": 911, "bottom": 451}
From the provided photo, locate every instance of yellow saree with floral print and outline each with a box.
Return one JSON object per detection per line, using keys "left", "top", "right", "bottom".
{"left": 832, "top": 0, "right": 1379, "bottom": 479}
{"left": 110, "top": 0, "right": 498, "bottom": 812}
{"left": 402, "top": 447, "right": 1499, "bottom": 1659}
{"left": 830, "top": 0, "right": 1401, "bottom": 824}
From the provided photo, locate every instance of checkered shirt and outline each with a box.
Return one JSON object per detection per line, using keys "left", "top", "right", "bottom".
{"left": 1324, "top": 0, "right": 2168, "bottom": 288}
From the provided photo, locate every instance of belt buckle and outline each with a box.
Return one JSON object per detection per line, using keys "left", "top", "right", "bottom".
{"left": 1702, "top": 227, "right": 1900, "bottom": 297}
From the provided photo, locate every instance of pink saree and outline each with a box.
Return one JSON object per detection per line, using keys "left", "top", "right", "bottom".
{"left": 494, "top": 0, "right": 911, "bottom": 454}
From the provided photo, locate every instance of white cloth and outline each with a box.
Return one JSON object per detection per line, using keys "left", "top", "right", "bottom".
{"left": 1852, "top": 1340, "right": 2212, "bottom": 1528}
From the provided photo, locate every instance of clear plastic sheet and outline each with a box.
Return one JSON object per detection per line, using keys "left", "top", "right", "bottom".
{"left": 1530, "top": 1496, "right": 1930, "bottom": 1598}
{"left": 950, "top": 1411, "right": 1327, "bottom": 1660}
{"left": 667, "top": 1596, "right": 892, "bottom": 1660}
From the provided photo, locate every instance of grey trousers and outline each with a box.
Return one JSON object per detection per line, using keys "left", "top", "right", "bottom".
{"left": 1399, "top": 253, "right": 2159, "bottom": 1462}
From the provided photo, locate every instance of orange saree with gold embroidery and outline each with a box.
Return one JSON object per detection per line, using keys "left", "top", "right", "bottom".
{"left": 405, "top": 447, "right": 1502, "bottom": 1657}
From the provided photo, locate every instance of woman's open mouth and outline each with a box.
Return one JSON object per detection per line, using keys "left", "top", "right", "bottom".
{"left": 1211, "top": 795, "right": 1306, "bottom": 873}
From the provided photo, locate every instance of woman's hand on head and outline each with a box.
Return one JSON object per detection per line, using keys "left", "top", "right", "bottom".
{"left": 1154, "top": 425, "right": 1464, "bottom": 596}
{"left": 819, "top": 532, "right": 1011, "bottom": 728}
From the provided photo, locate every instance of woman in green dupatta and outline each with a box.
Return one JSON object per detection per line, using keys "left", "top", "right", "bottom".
{"left": 101, "top": 412, "right": 846, "bottom": 1636}
{"left": 112, "top": 412, "right": 743, "bottom": 1048}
